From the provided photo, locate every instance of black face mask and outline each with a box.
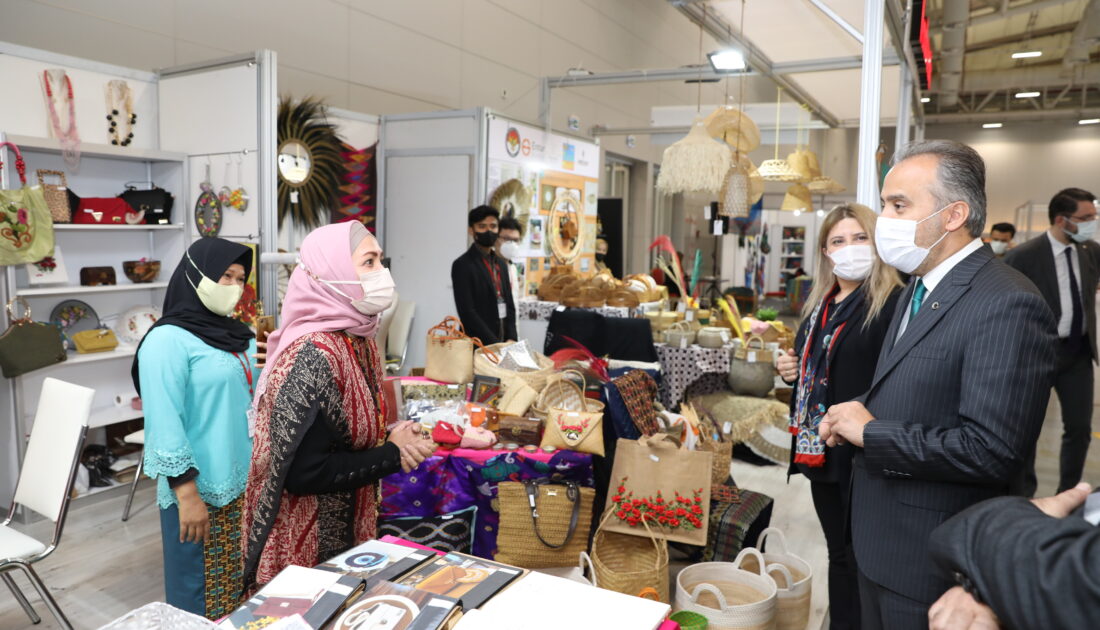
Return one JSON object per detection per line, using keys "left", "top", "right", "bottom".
{"left": 474, "top": 230, "right": 498, "bottom": 247}
{"left": 595, "top": 253, "right": 607, "bottom": 264}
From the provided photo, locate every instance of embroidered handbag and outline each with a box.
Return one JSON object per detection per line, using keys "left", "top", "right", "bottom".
{"left": 0, "top": 142, "right": 55, "bottom": 267}
{"left": 378, "top": 506, "right": 477, "bottom": 554}
{"left": 36, "top": 169, "right": 72, "bottom": 223}
{"left": 495, "top": 480, "right": 595, "bottom": 568}
{"left": 604, "top": 435, "right": 713, "bottom": 546}
{"left": 541, "top": 406, "right": 605, "bottom": 456}
{"left": 118, "top": 185, "right": 174, "bottom": 225}
{"left": 425, "top": 316, "right": 480, "bottom": 384}
{"left": 72, "top": 196, "right": 142, "bottom": 225}
{"left": 0, "top": 297, "right": 66, "bottom": 377}
{"left": 71, "top": 328, "right": 119, "bottom": 354}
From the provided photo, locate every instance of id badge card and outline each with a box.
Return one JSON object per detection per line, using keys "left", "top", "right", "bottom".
{"left": 498, "top": 299, "right": 507, "bottom": 319}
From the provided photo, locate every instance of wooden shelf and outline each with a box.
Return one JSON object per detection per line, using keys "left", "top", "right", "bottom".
{"left": 53, "top": 224, "right": 184, "bottom": 232}
{"left": 3, "top": 134, "right": 187, "bottom": 163}
{"left": 89, "top": 405, "right": 143, "bottom": 429}
{"left": 17, "top": 282, "right": 169, "bottom": 297}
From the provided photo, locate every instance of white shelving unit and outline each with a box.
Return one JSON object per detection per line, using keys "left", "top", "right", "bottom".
{"left": 763, "top": 210, "right": 819, "bottom": 294}
{"left": 16, "top": 282, "right": 170, "bottom": 297}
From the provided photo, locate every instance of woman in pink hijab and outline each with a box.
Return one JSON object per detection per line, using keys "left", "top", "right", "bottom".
{"left": 241, "top": 222, "right": 434, "bottom": 589}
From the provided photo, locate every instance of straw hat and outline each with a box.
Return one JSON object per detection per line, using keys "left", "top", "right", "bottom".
{"left": 780, "top": 183, "right": 813, "bottom": 212}
{"left": 657, "top": 119, "right": 732, "bottom": 195}
{"left": 757, "top": 158, "right": 802, "bottom": 182}
{"left": 703, "top": 106, "right": 761, "bottom": 153}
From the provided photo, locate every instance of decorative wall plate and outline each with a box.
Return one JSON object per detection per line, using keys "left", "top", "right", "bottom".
{"left": 115, "top": 304, "right": 161, "bottom": 345}
{"left": 195, "top": 182, "right": 222, "bottom": 238}
{"left": 49, "top": 299, "right": 99, "bottom": 350}
{"left": 548, "top": 193, "right": 583, "bottom": 265}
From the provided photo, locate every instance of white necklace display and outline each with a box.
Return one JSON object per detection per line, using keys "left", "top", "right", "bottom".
{"left": 104, "top": 80, "right": 136, "bottom": 147}
{"left": 41, "top": 68, "right": 81, "bottom": 167}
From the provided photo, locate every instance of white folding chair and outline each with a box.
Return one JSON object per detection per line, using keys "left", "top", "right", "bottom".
{"left": 1, "top": 377, "right": 95, "bottom": 630}
{"left": 385, "top": 300, "right": 415, "bottom": 374}
{"left": 120, "top": 429, "right": 145, "bottom": 522}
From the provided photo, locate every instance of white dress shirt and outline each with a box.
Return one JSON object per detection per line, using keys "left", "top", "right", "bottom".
{"left": 897, "top": 237, "right": 985, "bottom": 339}
{"left": 1046, "top": 230, "right": 1084, "bottom": 339}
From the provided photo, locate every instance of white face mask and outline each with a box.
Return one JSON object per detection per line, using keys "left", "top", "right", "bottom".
{"left": 304, "top": 264, "right": 397, "bottom": 315}
{"left": 828, "top": 244, "right": 875, "bottom": 281}
{"left": 875, "top": 204, "right": 952, "bottom": 274}
{"left": 498, "top": 240, "right": 522, "bottom": 262}
{"left": 989, "top": 241, "right": 1009, "bottom": 255}
{"left": 1068, "top": 219, "right": 1098, "bottom": 243}
{"left": 186, "top": 253, "right": 243, "bottom": 317}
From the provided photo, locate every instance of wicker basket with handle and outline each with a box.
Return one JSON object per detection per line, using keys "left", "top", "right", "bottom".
{"left": 474, "top": 342, "right": 556, "bottom": 392}
{"left": 674, "top": 548, "right": 778, "bottom": 630}
{"left": 740, "top": 528, "right": 812, "bottom": 630}
{"left": 591, "top": 509, "right": 670, "bottom": 603}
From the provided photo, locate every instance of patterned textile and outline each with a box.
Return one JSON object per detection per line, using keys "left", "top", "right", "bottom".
{"left": 611, "top": 370, "right": 660, "bottom": 436}
{"left": 681, "top": 372, "right": 730, "bottom": 403}
{"left": 703, "top": 485, "right": 774, "bottom": 562}
{"left": 378, "top": 506, "right": 477, "bottom": 553}
{"left": 330, "top": 142, "right": 377, "bottom": 228}
{"left": 381, "top": 449, "right": 594, "bottom": 558}
{"left": 517, "top": 298, "right": 630, "bottom": 321}
{"left": 655, "top": 342, "right": 734, "bottom": 410}
{"left": 400, "top": 378, "right": 468, "bottom": 402}
{"left": 204, "top": 496, "right": 244, "bottom": 619}
{"left": 242, "top": 332, "right": 386, "bottom": 588}
{"left": 690, "top": 392, "right": 791, "bottom": 446}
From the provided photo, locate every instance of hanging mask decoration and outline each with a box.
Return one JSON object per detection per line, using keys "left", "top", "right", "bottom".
{"left": 218, "top": 156, "right": 250, "bottom": 212}
{"left": 194, "top": 163, "right": 222, "bottom": 238}
{"left": 186, "top": 252, "right": 242, "bottom": 316}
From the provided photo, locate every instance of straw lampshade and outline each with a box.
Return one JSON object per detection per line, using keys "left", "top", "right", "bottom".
{"left": 704, "top": 106, "right": 761, "bottom": 153}
{"left": 718, "top": 155, "right": 752, "bottom": 218}
{"left": 656, "top": 119, "right": 732, "bottom": 195}
{"left": 803, "top": 149, "right": 822, "bottom": 179}
{"left": 807, "top": 175, "right": 846, "bottom": 194}
{"left": 786, "top": 151, "right": 812, "bottom": 183}
{"left": 757, "top": 158, "right": 802, "bottom": 182}
{"left": 747, "top": 157, "right": 764, "bottom": 203}
{"left": 781, "top": 183, "right": 813, "bottom": 212}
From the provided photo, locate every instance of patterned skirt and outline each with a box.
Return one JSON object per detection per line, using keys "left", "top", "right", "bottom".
{"left": 161, "top": 495, "right": 245, "bottom": 620}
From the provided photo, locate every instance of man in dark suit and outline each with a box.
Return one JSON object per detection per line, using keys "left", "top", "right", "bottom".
{"left": 1005, "top": 188, "right": 1100, "bottom": 495}
{"left": 927, "top": 482, "right": 1099, "bottom": 629}
{"left": 820, "top": 140, "right": 1058, "bottom": 629}
{"left": 450, "top": 205, "right": 517, "bottom": 345}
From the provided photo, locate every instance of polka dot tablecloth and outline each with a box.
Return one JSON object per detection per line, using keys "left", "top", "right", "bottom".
{"left": 655, "top": 342, "right": 734, "bottom": 410}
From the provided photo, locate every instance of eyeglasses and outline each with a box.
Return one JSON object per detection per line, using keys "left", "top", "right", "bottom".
{"left": 1068, "top": 213, "right": 1099, "bottom": 223}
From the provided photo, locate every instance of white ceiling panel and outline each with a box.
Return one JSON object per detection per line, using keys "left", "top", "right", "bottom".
{"left": 785, "top": 65, "right": 901, "bottom": 125}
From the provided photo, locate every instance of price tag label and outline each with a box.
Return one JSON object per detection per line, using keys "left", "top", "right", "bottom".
{"left": 723, "top": 421, "right": 732, "bottom": 434}
{"left": 748, "top": 351, "right": 757, "bottom": 362}
{"left": 448, "top": 384, "right": 460, "bottom": 390}
{"left": 679, "top": 337, "right": 688, "bottom": 349}
{"left": 676, "top": 301, "right": 687, "bottom": 313}
{"left": 555, "top": 305, "right": 566, "bottom": 312}
{"left": 649, "top": 454, "right": 660, "bottom": 462}
{"left": 685, "top": 310, "right": 695, "bottom": 322}
{"left": 703, "top": 205, "right": 712, "bottom": 220}
{"left": 720, "top": 331, "right": 729, "bottom": 343}
{"left": 712, "top": 220, "right": 723, "bottom": 236}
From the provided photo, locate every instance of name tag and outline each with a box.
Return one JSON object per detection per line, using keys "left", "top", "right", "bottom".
{"left": 498, "top": 299, "right": 507, "bottom": 319}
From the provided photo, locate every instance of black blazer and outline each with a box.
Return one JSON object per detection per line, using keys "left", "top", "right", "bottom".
{"left": 787, "top": 288, "right": 902, "bottom": 484}
{"left": 450, "top": 245, "right": 517, "bottom": 345}
{"left": 852, "top": 246, "right": 1058, "bottom": 604}
{"left": 929, "top": 495, "right": 1100, "bottom": 629}
{"left": 1004, "top": 233, "right": 1100, "bottom": 361}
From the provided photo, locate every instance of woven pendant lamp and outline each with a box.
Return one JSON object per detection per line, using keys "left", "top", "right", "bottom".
{"left": 786, "top": 150, "right": 813, "bottom": 183}
{"left": 759, "top": 87, "right": 801, "bottom": 182}
{"left": 781, "top": 183, "right": 813, "bottom": 213}
{"left": 656, "top": 118, "right": 732, "bottom": 195}
{"left": 705, "top": 106, "right": 761, "bottom": 153}
{"left": 718, "top": 154, "right": 752, "bottom": 217}
{"left": 807, "top": 175, "right": 846, "bottom": 194}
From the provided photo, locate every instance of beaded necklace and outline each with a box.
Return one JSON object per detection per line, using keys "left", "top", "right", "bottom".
{"left": 104, "top": 80, "right": 136, "bottom": 147}
{"left": 42, "top": 69, "right": 80, "bottom": 167}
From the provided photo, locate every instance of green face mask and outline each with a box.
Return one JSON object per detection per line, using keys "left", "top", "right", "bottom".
{"left": 186, "top": 253, "right": 243, "bottom": 316}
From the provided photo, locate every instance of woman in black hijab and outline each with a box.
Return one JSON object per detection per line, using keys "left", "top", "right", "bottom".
{"left": 132, "top": 237, "right": 258, "bottom": 619}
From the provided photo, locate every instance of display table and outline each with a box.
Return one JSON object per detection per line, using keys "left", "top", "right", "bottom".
{"left": 517, "top": 298, "right": 631, "bottom": 321}
{"left": 381, "top": 448, "right": 594, "bottom": 558}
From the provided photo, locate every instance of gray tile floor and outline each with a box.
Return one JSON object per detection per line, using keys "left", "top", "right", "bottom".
{"left": 2, "top": 395, "right": 1097, "bottom": 630}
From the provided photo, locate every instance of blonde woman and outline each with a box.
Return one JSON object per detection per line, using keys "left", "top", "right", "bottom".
{"left": 776, "top": 203, "right": 903, "bottom": 630}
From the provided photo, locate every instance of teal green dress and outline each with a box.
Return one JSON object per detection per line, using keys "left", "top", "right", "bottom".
{"left": 138, "top": 324, "right": 258, "bottom": 508}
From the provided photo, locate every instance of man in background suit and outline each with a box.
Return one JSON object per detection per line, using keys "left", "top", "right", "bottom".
{"left": 1005, "top": 187, "right": 1100, "bottom": 495}
{"left": 820, "top": 140, "right": 1058, "bottom": 629}
{"left": 451, "top": 205, "right": 517, "bottom": 345}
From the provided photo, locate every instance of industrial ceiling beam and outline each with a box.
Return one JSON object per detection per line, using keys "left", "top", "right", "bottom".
{"left": 965, "top": 21, "right": 1077, "bottom": 53}
{"left": 925, "top": 107, "right": 1100, "bottom": 124}
{"left": 930, "top": 0, "right": 1081, "bottom": 27}
{"left": 885, "top": 0, "right": 927, "bottom": 138}
{"left": 670, "top": 1, "right": 842, "bottom": 127}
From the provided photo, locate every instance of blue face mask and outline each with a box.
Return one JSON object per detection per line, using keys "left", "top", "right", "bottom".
{"left": 1069, "top": 219, "right": 1098, "bottom": 243}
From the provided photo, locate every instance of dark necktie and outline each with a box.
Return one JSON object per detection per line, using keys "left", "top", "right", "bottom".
{"left": 910, "top": 279, "right": 927, "bottom": 319}
{"left": 1065, "top": 247, "right": 1084, "bottom": 343}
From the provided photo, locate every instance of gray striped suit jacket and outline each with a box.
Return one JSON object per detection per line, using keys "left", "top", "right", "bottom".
{"left": 851, "top": 245, "right": 1058, "bottom": 604}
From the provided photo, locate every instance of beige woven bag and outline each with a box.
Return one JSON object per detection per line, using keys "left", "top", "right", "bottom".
{"left": 591, "top": 510, "right": 669, "bottom": 602}
{"left": 674, "top": 548, "right": 778, "bottom": 630}
{"left": 495, "top": 480, "right": 594, "bottom": 569}
{"left": 741, "top": 528, "right": 812, "bottom": 630}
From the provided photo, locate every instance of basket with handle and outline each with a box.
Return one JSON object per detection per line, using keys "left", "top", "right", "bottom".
{"left": 591, "top": 509, "right": 670, "bottom": 603}
{"left": 674, "top": 548, "right": 778, "bottom": 630}
{"left": 529, "top": 370, "right": 585, "bottom": 420}
{"left": 740, "top": 528, "right": 812, "bottom": 630}
{"left": 424, "top": 316, "right": 497, "bottom": 384}
{"left": 474, "top": 341, "right": 556, "bottom": 391}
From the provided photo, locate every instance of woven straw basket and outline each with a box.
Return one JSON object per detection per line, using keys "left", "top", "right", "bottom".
{"left": 530, "top": 371, "right": 604, "bottom": 421}
{"left": 591, "top": 510, "right": 670, "bottom": 603}
{"left": 474, "top": 343, "right": 556, "bottom": 391}
{"left": 675, "top": 548, "right": 778, "bottom": 630}
{"left": 741, "top": 528, "right": 812, "bottom": 630}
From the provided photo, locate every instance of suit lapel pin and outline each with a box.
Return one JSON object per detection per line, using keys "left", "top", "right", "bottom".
{"left": 931, "top": 302, "right": 940, "bottom": 310}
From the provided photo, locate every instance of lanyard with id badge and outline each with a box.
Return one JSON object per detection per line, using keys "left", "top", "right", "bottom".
{"left": 483, "top": 257, "right": 507, "bottom": 334}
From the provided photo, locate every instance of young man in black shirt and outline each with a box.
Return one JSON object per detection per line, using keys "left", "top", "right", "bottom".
{"left": 450, "top": 205, "right": 517, "bottom": 344}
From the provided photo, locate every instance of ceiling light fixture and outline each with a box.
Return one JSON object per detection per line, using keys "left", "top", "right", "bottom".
{"left": 920, "top": 97, "right": 931, "bottom": 103}
{"left": 1079, "top": 118, "right": 1100, "bottom": 125}
{"left": 983, "top": 123, "right": 1003, "bottom": 129}
{"left": 1015, "top": 91, "right": 1041, "bottom": 98}
{"left": 707, "top": 49, "right": 746, "bottom": 72}
{"left": 1011, "top": 51, "right": 1042, "bottom": 59}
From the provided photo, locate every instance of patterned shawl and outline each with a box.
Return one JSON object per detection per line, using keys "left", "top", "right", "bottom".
{"left": 241, "top": 330, "right": 386, "bottom": 588}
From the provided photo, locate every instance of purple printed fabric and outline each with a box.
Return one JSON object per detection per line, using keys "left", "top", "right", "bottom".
{"left": 381, "top": 449, "right": 594, "bottom": 558}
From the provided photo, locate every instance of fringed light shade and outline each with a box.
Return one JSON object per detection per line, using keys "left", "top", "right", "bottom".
{"left": 656, "top": 119, "right": 732, "bottom": 195}
{"left": 757, "top": 158, "right": 802, "bottom": 182}
{"left": 781, "top": 183, "right": 813, "bottom": 212}
{"left": 704, "top": 106, "right": 761, "bottom": 153}
{"left": 808, "top": 176, "right": 846, "bottom": 194}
